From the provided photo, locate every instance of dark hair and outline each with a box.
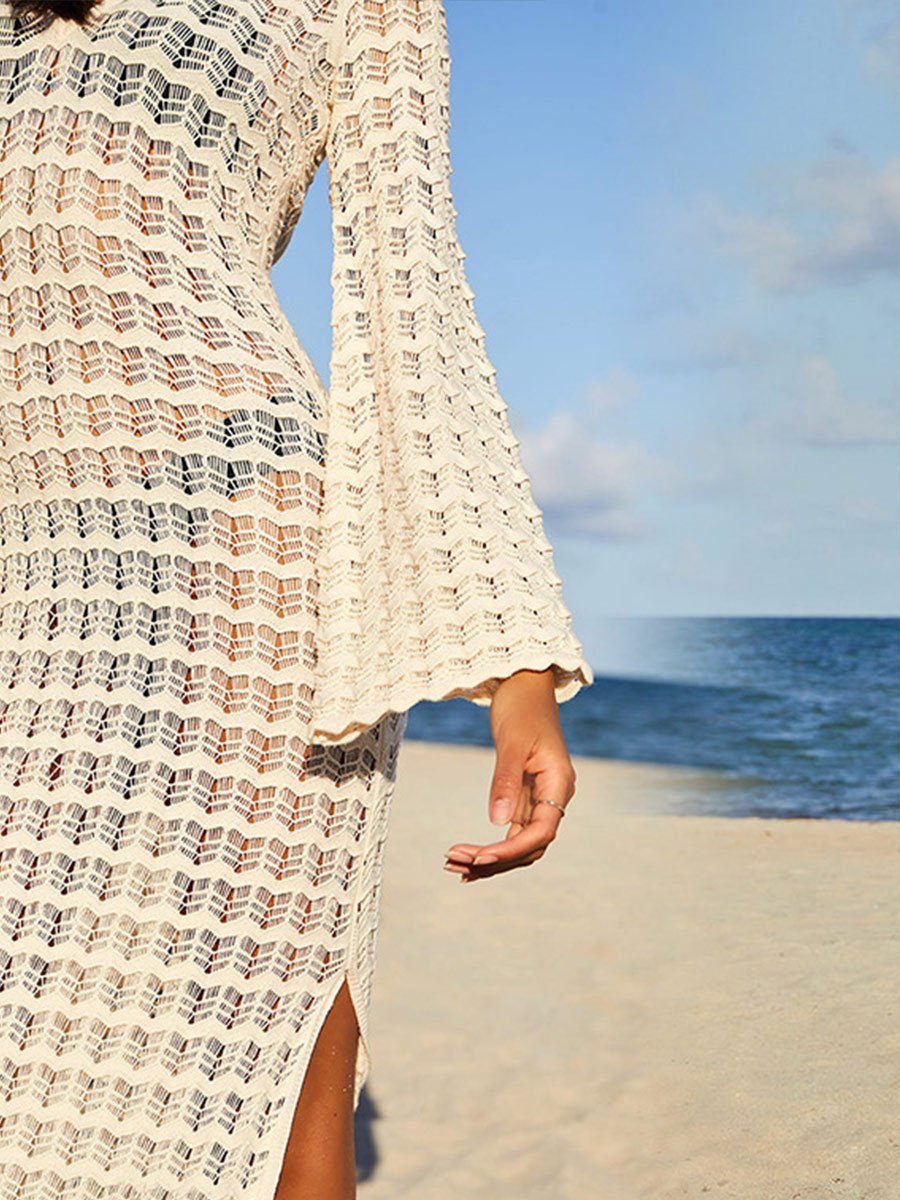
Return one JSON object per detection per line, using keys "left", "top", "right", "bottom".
{"left": 9, "top": 0, "right": 98, "bottom": 23}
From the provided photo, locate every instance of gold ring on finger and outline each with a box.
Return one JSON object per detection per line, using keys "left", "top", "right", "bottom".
{"left": 532, "top": 798, "right": 567, "bottom": 818}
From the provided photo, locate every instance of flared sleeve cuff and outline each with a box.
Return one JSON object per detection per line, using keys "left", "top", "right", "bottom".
{"left": 309, "top": 648, "right": 594, "bottom": 747}
{"left": 310, "top": 0, "right": 593, "bottom": 744}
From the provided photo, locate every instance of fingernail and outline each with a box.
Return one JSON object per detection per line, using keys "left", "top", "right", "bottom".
{"left": 473, "top": 854, "right": 499, "bottom": 866}
{"left": 491, "top": 800, "right": 513, "bottom": 826}
{"left": 446, "top": 850, "right": 472, "bottom": 863}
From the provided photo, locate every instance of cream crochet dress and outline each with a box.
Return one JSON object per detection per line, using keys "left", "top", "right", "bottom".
{"left": 0, "top": 0, "right": 593, "bottom": 1196}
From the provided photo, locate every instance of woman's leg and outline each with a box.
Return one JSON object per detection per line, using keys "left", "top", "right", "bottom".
{"left": 274, "top": 978, "right": 359, "bottom": 1200}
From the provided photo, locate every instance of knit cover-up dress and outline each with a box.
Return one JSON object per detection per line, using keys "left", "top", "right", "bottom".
{"left": 0, "top": 0, "right": 593, "bottom": 1196}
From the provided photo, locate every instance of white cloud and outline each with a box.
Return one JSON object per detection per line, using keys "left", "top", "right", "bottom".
{"left": 780, "top": 354, "right": 900, "bottom": 445}
{"left": 516, "top": 376, "right": 668, "bottom": 539}
{"left": 844, "top": 495, "right": 895, "bottom": 523}
{"left": 642, "top": 321, "right": 770, "bottom": 372}
{"left": 863, "top": 16, "right": 900, "bottom": 87}
{"left": 700, "top": 148, "right": 900, "bottom": 291}
{"left": 585, "top": 366, "right": 640, "bottom": 416}
{"left": 839, "top": 0, "right": 900, "bottom": 88}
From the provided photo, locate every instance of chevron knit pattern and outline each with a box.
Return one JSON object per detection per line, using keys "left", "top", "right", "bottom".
{"left": 0, "top": 0, "right": 592, "bottom": 1197}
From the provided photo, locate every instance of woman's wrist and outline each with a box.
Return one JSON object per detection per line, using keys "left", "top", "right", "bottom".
{"left": 490, "top": 668, "right": 561, "bottom": 733}
{"left": 493, "top": 665, "right": 557, "bottom": 695}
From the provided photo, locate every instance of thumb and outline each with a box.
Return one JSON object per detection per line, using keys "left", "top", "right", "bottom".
{"left": 489, "top": 739, "right": 527, "bottom": 826}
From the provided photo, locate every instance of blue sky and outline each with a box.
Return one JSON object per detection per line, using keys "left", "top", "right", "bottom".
{"left": 273, "top": 0, "right": 900, "bottom": 667}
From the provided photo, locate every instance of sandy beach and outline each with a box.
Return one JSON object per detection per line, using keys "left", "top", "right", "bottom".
{"left": 355, "top": 739, "right": 899, "bottom": 1200}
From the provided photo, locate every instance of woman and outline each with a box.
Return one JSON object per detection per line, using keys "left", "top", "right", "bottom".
{"left": 0, "top": 0, "right": 593, "bottom": 1196}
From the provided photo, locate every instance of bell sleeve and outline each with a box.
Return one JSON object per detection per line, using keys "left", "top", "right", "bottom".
{"left": 309, "top": 0, "right": 594, "bottom": 745}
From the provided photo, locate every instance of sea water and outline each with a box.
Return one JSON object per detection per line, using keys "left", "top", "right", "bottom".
{"left": 405, "top": 617, "right": 899, "bottom": 821}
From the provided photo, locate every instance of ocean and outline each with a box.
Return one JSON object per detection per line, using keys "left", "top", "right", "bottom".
{"left": 404, "top": 617, "right": 899, "bottom": 821}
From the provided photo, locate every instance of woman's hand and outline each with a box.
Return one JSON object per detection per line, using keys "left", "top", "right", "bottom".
{"left": 443, "top": 666, "right": 577, "bottom": 884}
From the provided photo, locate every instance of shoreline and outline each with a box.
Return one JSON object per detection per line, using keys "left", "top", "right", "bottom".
{"left": 403, "top": 734, "right": 900, "bottom": 824}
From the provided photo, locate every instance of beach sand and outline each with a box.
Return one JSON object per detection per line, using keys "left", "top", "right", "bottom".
{"left": 355, "top": 740, "right": 899, "bottom": 1200}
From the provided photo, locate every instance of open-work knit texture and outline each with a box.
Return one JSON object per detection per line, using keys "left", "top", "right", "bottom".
{"left": 310, "top": 0, "right": 593, "bottom": 742}
{"left": 0, "top": 0, "right": 593, "bottom": 1197}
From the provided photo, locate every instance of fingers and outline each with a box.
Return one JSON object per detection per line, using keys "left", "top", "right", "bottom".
{"left": 444, "top": 726, "right": 577, "bottom": 883}
{"left": 443, "top": 805, "right": 560, "bottom": 880}
{"left": 446, "top": 805, "right": 561, "bottom": 868}
{"left": 488, "top": 737, "right": 533, "bottom": 826}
